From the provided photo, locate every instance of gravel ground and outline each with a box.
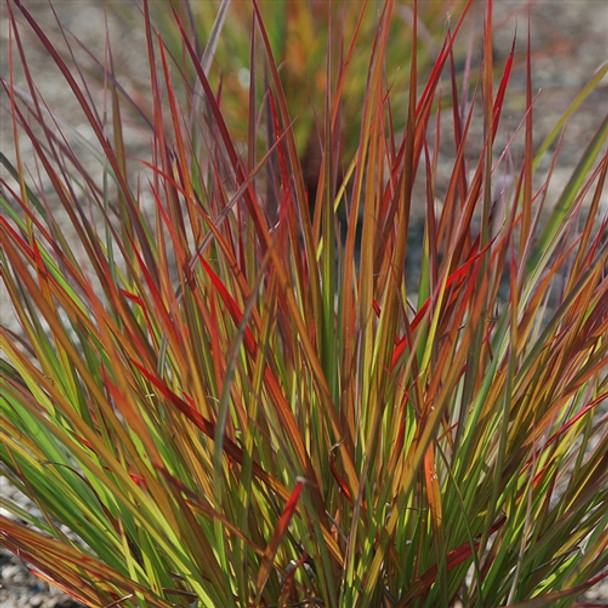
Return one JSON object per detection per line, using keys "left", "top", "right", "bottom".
{"left": 1, "top": 1, "right": 607, "bottom": 606}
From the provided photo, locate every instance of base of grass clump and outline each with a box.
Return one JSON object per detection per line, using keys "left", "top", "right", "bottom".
{"left": 2, "top": 1, "right": 607, "bottom": 607}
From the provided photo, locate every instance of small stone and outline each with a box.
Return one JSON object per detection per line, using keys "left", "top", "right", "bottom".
{"left": 1, "top": 563, "right": 28, "bottom": 585}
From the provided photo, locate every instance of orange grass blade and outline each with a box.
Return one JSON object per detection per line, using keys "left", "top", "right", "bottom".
{"left": 255, "top": 479, "right": 304, "bottom": 600}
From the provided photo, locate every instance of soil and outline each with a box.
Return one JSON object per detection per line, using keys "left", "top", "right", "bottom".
{"left": 1, "top": 1, "right": 607, "bottom": 606}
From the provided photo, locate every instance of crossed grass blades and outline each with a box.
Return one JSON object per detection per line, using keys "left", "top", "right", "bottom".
{"left": 1, "top": 1, "right": 607, "bottom": 607}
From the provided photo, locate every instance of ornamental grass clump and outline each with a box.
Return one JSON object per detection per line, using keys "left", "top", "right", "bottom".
{"left": 1, "top": 1, "right": 607, "bottom": 607}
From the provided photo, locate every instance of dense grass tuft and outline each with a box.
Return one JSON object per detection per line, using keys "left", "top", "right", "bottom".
{"left": 2, "top": 1, "right": 607, "bottom": 607}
